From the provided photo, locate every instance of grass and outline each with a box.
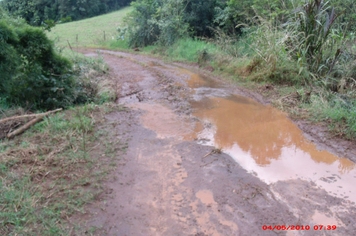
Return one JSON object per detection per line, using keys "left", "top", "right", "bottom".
{"left": 0, "top": 103, "right": 128, "bottom": 235}
{"left": 307, "top": 93, "right": 356, "bottom": 139}
{"left": 162, "top": 38, "right": 219, "bottom": 62}
{"left": 0, "top": 48, "right": 124, "bottom": 234}
{"left": 107, "top": 38, "right": 130, "bottom": 50}
{"left": 62, "top": 48, "right": 119, "bottom": 104}
{"left": 47, "top": 7, "right": 132, "bottom": 48}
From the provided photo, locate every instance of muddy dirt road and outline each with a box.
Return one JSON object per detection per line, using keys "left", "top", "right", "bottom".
{"left": 79, "top": 49, "right": 356, "bottom": 235}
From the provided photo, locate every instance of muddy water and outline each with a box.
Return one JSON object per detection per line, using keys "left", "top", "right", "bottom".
{"left": 183, "top": 72, "right": 356, "bottom": 203}
{"left": 176, "top": 68, "right": 221, "bottom": 89}
{"left": 129, "top": 103, "right": 198, "bottom": 140}
{"left": 312, "top": 211, "right": 345, "bottom": 226}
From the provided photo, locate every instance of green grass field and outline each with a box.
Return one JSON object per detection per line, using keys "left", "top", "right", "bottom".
{"left": 48, "top": 7, "right": 132, "bottom": 48}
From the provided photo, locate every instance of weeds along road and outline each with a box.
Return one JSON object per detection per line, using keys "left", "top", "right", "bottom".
{"left": 78, "top": 48, "right": 356, "bottom": 236}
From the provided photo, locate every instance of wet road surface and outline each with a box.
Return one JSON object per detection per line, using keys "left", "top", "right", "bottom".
{"left": 79, "top": 49, "right": 356, "bottom": 236}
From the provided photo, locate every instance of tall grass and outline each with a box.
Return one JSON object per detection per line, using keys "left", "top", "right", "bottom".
{"left": 165, "top": 38, "right": 219, "bottom": 62}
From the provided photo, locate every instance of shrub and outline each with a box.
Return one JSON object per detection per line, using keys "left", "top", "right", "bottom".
{"left": 4, "top": 24, "right": 76, "bottom": 109}
{"left": 125, "top": 0, "right": 160, "bottom": 47}
{"left": 287, "top": 0, "right": 342, "bottom": 74}
{"left": 183, "top": 0, "right": 220, "bottom": 37}
{"left": 0, "top": 13, "right": 95, "bottom": 110}
{"left": 0, "top": 20, "right": 20, "bottom": 93}
{"left": 126, "top": 0, "right": 218, "bottom": 47}
{"left": 214, "top": 0, "right": 297, "bottom": 35}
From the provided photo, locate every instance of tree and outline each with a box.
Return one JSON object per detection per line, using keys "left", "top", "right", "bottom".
{"left": 0, "top": 0, "right": 133, "bottom": 26}
{"left": 184, "top": 0, "right": 220, "bottom": 37}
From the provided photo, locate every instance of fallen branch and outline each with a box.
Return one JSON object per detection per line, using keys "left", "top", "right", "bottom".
{"left": 203, "top": 150, "right": 215, "bottom": 158}
{"left": 6, "top": 108, "right": 63, "bottom": 139}
{"left": 203, "top": 148, "right": 222, "bottom": 158}
{"left": 7, "top": 117, "right": 44, "bottom": 139}
{"left": 200, "top": 158, "right": 218, "bottom": 167}
{"left": 119, "top": 90, "right": 143, "bottom": 98}
{"left": 0, "top": 108, "right": 62, "bottom": 124}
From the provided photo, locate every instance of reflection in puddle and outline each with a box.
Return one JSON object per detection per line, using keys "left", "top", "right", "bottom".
{"left": 184, "top": 73, "right": 356, "bottom": 203}
{"left": 176, "top": 68, "right": 221, "bottom": 89}
{"left": 312, "top": 211, "right": 344, "bottom": 227}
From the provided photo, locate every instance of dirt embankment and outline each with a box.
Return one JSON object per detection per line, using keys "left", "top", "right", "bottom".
{"left": 76, "top": 48, "right": 356, "bottom": 236}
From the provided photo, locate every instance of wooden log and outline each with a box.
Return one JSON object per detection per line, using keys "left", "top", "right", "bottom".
{"left": 5, "top": 108, "right": 63, "bottom": 139}
{"left": 0, "top": 108, "right": 62, "bottom": 124}
{"left": 7, "top": 117, "right": 44, "bottom": 139}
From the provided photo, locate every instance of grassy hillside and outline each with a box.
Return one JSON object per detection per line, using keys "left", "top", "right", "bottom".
{"left": 48, "top": 6, "right": 132, "bottom": 48}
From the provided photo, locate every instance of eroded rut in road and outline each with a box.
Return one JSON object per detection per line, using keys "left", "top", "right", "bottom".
{"left": 79, "top": 49, "right": 356, "bottom": 236}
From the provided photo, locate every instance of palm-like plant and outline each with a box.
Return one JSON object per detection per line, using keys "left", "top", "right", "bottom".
{"left": 289, "top": 0, "right": 343, "bottom": 75}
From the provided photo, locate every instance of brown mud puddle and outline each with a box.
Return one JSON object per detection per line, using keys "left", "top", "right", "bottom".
{"left": 176, "top": 68, "right": 221, "bottom": 89}
{"left": 181, "top": 72, "right": 356, "bottom": 203}
{"left": 312, "top": 211, "right": 345, "bottom": 227}
{"left": 129, "top": 103, "right": 198, "bottom": 140}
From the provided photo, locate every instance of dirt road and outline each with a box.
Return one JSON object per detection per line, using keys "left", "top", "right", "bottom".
{"left": 79, "top": 49, "right": 356, "bottom": 236}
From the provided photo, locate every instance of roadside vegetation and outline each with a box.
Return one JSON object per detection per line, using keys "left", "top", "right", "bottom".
{"left": 0, "top": 8, "right": 108, "bottom": 110}
{"left": 107, "top": 0, "right": 356, "bottom": 140}
{"left": 0, "top": 6, "right": 126, "bottom": 235}
{"left": 0, "top": 103, "right": 129, "bottom": 235}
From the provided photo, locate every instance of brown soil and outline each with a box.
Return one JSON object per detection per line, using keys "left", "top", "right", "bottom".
{"left": 76, "top": 48, "right": 356, "bottom": 235}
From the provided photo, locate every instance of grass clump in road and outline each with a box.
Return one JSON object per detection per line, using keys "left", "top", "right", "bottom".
{"left": 48, "top": 7, "right": 132, "bottom": 48}
{"left": 0, "top": 103, "right": 127, "bottom": 235}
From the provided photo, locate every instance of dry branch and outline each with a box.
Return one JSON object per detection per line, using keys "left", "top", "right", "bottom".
{"left": 7, "top": 117, "right": 44, "bottom": 139}
{"left": 0, "top": 109, "right": 62, "bottom": 124}
{"left": 200, "top": 158, "right": 218, "bottom": 167}
{"left": 119, "top": 89, "right": 143, "bottom": 98}
{"left": 6, "top": 108, "right": 63, "bottom": 139}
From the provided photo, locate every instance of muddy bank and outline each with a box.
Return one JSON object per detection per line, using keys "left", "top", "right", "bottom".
{"left": 77, "top": 48, "right": 356, "bottom": 235}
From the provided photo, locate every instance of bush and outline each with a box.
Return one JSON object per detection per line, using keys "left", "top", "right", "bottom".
{"left": 125, "top": 0, "right": 217, "bottom": 47}
{"left": 287, "top": 0, "right": 342, "bottom": 74}
{"left": 1, "top": 23, "right": 75, "bottom": 109}
{"left": 125, "top": 0, "right": 160, "bottom": 47}
{"left": 214, "top": 0, "right": 296, "bottom": 35}
{"left": 184, "top": 0, "right": 220, "bottom": 37}
{"left": 0, "top": 20, "right": 20, "bottom": 91}
{"left": 0, "top": 13, "right": 95, "bottom": 110}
